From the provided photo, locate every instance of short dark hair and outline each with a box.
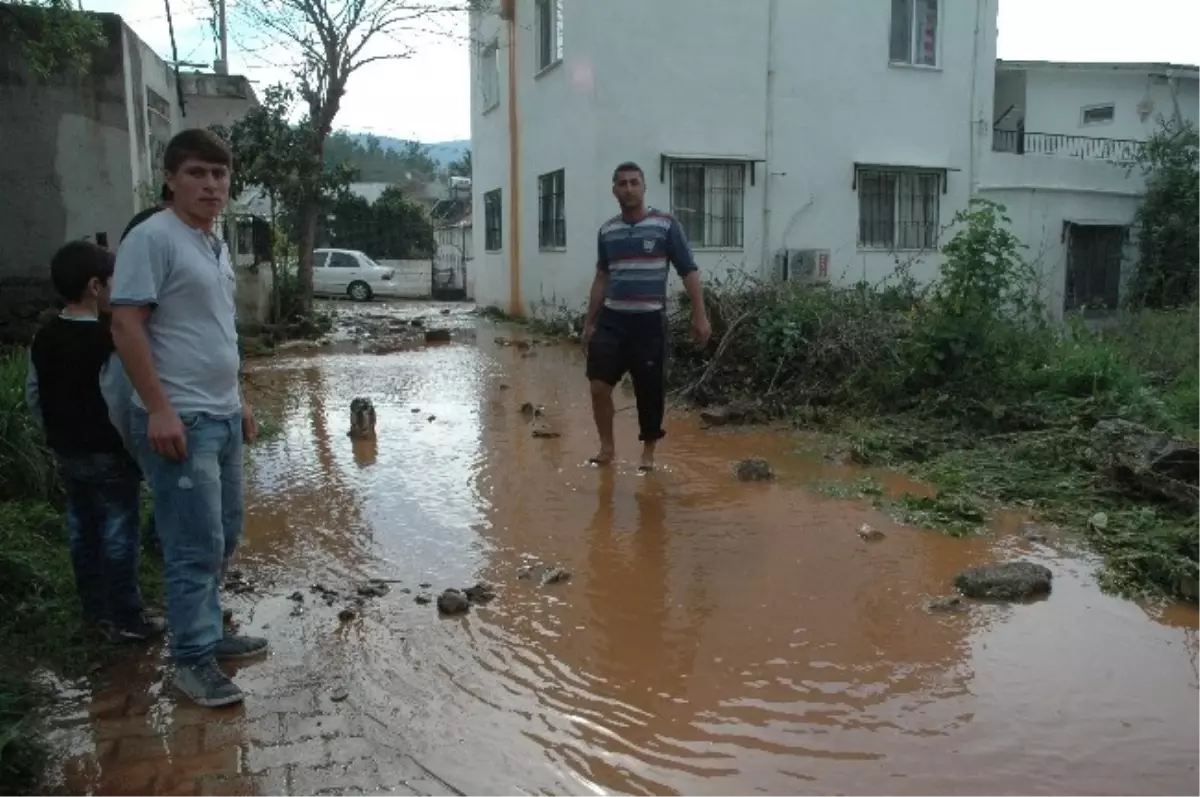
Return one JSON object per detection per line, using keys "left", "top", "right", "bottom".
{"left": 612, "top": 161, "right": 644, "bottom": 183}
{"left": 160, "top": 183, "right": 173, "bottom": 203}
{"left": 164, "top": 128, "right": 232, "bottom": 172}
{"left": 50, "top": 240, "right": 115, "bottom": 303}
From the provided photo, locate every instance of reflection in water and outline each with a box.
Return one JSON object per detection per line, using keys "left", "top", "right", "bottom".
{"left": 46, "top": 305, "right": 1200, "bottom": 796}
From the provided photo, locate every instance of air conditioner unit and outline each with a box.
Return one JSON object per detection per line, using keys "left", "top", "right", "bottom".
{"left": 780, "top": 249, "right": 831, "bottom": 283}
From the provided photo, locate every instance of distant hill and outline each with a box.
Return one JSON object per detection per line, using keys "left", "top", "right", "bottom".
{"left": 347, "top": 134, "right": 469, "bottom": 167}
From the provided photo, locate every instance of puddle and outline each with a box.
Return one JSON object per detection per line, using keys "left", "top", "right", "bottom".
{"left": 45, "top": 301, "right": 1199, "bottom": 795}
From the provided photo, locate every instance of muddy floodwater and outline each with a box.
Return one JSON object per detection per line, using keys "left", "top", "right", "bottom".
{"left": 45, "top": 302, "right": 1199, "bottom": 796}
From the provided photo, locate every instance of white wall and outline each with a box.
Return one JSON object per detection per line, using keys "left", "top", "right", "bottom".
{"left": 378, "top": 259, "right": 433, "bottom": 298}
{"left": 1019, "top": 67, "right": 1199, "bottom": 142}
{"left": 470, "top": 0, "right": 998, "bottom": 314}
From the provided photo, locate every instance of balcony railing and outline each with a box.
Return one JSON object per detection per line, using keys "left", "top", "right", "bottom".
{"left": 992, "top": 129, "right": 1144, "bottom": 164}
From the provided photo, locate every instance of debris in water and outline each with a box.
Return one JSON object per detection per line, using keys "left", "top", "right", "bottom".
{"left": 1020, "top": 521, "right": 1050, "bottom": 543}
{"left": 531, "top": 421, "right": 560, "bottom": 439}
{"left": 954, "top": 561, "right": 1053, "bottom": 601}
{"left": 857, "top": 523, "right": 885, "bottom": 542}
{"left": 348, "top": 397, "right": 377, "bottom": 440}
{"left": 330, "top": 686, "right": 349, "bottom": 702}
{"left": 925, "top": 596, "right": 966, "bottom": 613}
{"left": 288, "top": 590, "right": 305, "bottom": 602}
{"left": 414, "top": 595, "right": 431, "bottom": 605}
{"left": 427, "top": 415, "right": 436, "bottom": 422}
{"left": 517, "top": 565, "right": 534, "bottom": 580}
{"left": 463, "top": 582, "right": 497, "bottom": 604}
{"left": 495, "top": 337, "right": 511, "bottom": 347}
{"left": 425, "top": 329, "right": 451, "bottom": 343}
{"left": 419, "top": 582, "right": 432, "bottom": 589}
{"left": 437, "top": 589, "right": 470, "bottom": 615}
{"left": 499, "top": 383, "right": 511, "bottom": 390}
{"left": 734, "top": 457, "right": 775, "bottom": 482}
{"left": 338, "top": 607, "right": 357, "bottom": 622}
{"left": 357, "top": 582, "right": 389, "bottom": 598}
{"left": 540, "top": 567, "right": 571, "bottom": 587}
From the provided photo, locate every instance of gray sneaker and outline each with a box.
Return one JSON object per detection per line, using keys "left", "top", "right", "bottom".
{"left": 215, "top": 634, "right": 270, "bottom": 661}
{"left": 172, "top": 660, "right": 244, "bottom": 708}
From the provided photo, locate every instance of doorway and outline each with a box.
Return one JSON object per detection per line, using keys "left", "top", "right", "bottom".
{"left": 1064, "top": 223, "right": 1127, "bottom": 313}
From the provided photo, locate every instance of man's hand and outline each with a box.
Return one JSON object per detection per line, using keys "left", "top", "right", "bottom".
{"left": 148, "top": 408, "right": 187, "bottom": 461}
{"left": 581, "top": 324, "right": 596, "bottom": 351}
{"left": 691, "top": 314, "right": 712, "bottom": 349}
{"left": 241, "top": 404, "right": 258, "bottom": 443}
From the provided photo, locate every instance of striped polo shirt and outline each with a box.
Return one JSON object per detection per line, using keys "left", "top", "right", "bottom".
{"left": 596, "top": 208, "right": 698, "bottom": 312}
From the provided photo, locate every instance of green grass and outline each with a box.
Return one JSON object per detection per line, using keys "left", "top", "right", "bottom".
{"left": 0, "top": 349, "right": 164, "bottom": 794}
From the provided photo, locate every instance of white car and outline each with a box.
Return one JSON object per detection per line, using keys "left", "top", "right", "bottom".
{"left": 313, "top": 248, "right": 398, "bottom": 301}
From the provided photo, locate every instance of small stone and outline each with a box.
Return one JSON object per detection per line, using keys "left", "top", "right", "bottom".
{"left": 437, "top": 589, "right": 470, "bottom": 615}
{"left": 463, "top": 582, "right": 497, "bottom": 604}
{"left": 1088, "top": 512, "right": 1109, "bottom": 532}
{"left": 520, "top": 402, "right": 536, "bottom": 416}
{"left": 419, "top": 582, "right": 431, "bottom": 589}
{"left": 954, "top": 561, "right": 1053, "bottom": 601}
{"left": 495, "top": 337, "right": 511, "bottom": 347}
{"left": 338, "top": 607, "right": 357, "bottom": 622}
{"left": 330, "top": 686, "right": 349, "bottom": 702}
{"left": 857, "top": 523, "right": 885, "bottom": 542}
{"left": 290, "top": 604, "right": 304, "bottom": 617}
{"left": 1020, "top": 521, "right": 1049, "bottom": 543}
{"left": 517, "top": 565, "right": 533, "bottom": 580}
{"left": 414, "top": 595, "right": 431, "bottom": 605}
{"left": 540, "top": 567, "right": 570, "bottom": 587}
{"left": 425, "top": 329, "right": 451, "bottom": 343}
{"left": 926, "top": 596, "right": 966, "bottom": 613}
{"left": 411, "top": 408, "right": 420, "bottom": 413}
{"left": 411, "top": 318, "right": 425, "bottom": 328}
{"left": 734, "top": 457, "right": 775, "bottom": 482}
{"left": 288, "top": 590, "right": 305, "bottom": 602}
{"left": 427, "top": 415, "right": 436, "bottom": 422}
{"left": 515, "top": 340, "right": 532, "bottom": 351}
{"left": 440, "top": 309, "right": 451, "bottom": 315}
{"left": 499, "top": 383, "right": 511, "bottom": 390}
{"left": 400, "top": 587, "right": 412, "bottom": 594}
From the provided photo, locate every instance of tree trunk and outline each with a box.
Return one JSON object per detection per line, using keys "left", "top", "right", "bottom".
{"left": 298, "top": 198, "right": 318, "bottom": 315}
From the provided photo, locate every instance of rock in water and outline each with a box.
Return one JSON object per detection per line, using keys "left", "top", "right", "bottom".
{"left": 734, "top": 458, "right": 775, "bottom": 482}
{"left": 954, "top": 561, "right": 1052, "bottom": 601}
{"left": 857, "top": 523, "right": 885, "bottom": 541}
{"left": 531, "top": 421, "right": 560, "bottom": 439}
{"left": 348, "top": 397, "right": 377, "bottom": 440}
{"left": 437, "top": 589, "right": 470, "bottom": 615}
{"left": 926, "top": 596, "right": 966, "bottom": 613}
{"left": 540, "top": 567, "right": 570, "bottom": 587}
{"left": 356, "top": 582, "right": 389, "bottom": 598}
{"left": 425, "top": 329, "right": 451, "bottom": 343}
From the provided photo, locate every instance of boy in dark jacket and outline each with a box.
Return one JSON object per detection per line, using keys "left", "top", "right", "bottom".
{"left": 25, "top": 241, "right": 164, "bottom": 642}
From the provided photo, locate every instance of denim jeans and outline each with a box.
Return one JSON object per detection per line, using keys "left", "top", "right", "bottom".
{"left": 56, "top": 451, "right": 145, "bottom": 627}
{"left": 131, "top": 409, "right": 243, "bottom": 665}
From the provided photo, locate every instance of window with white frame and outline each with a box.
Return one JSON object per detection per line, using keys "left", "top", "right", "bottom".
{"left": 889, "top": 0, "right": 938, "bottom": 67}
{"left": 535, "top": 0, "right": 563, "bottom": 72}
{"left": 538, "top": 169, "right": 565, "bottom": 249}
{"left": 1081, "top": 103, "right": 1115, "bottom": 125}
{"left": 479, "top": 40, "right": 500, "bottom": 111}
{"left": 484, "top": 189, "right": 502, "bottom": 251}
{"left": 670, "top": 162, "right": 745, "bottom": 249}
{"left": 857, "top": 168, "right": 941, "bottom": 250}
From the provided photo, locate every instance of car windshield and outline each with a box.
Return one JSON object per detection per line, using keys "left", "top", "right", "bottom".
{"left": 361, "top": 254, "right": 382, "bottom": 268}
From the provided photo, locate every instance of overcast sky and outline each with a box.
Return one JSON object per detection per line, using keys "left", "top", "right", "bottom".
{"left": 85, "top": 0, "right": 1199, "bottom": 142}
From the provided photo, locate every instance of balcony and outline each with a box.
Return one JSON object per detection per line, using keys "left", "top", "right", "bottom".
{"left": 992, "top": 129, "right": 1145, "bottom": 164}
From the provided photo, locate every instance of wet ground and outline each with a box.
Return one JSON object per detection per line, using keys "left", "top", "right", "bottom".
{"left": 44, "top": 301, "right": 1199, "bottom": 796}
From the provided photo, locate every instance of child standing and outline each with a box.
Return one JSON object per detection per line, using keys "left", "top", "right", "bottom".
{"left": 25, "top": 240, "right": 164, "bottom": 643}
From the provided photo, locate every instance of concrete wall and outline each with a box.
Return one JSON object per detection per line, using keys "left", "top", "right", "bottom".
{"left": 179, "top": 73, "right": 258, "bottom": 131}
{"left": 235, "top": 266, "right": 273, "bottom": 326}
{"left": 378, "top": 259, "right": 433, "bottom": 298}
{"left": 0, "top": 13, "right": 138, "bottom": 340}
{"left": 470, "top": 0, "right": 998, "bottom": 314}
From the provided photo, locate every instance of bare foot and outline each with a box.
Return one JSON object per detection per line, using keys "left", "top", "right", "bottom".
{"left": 589, "top": 448, "right": 615, "bottom": 466}
{"left": 638, "top": 444, "right": 656, "bottom": 472}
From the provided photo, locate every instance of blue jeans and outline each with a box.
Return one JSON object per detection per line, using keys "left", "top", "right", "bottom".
{"left": 131, "top": 410, "right": 243, "bottom": 665}
{"left": 56, "top": 451, "right": 145, "bottom": 627}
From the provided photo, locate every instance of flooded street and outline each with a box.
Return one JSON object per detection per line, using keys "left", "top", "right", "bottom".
{"left": 47, "top": 302, "right": 1198, "bottom": 796}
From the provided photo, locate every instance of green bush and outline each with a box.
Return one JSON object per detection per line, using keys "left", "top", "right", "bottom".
{"left": 0, "top": 351, "right": 58, "bottom": 505}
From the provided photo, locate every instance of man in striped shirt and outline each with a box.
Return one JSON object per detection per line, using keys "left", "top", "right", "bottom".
{"left": 583, "top": 162, "right": 711, "bottom": 471}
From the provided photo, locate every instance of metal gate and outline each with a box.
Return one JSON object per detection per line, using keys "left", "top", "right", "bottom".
{"left": 432, "top": 242, "right": 467, "bottom": 300}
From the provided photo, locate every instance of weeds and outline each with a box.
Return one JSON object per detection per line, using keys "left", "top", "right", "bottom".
{"left": 664, "top": 201, "right": 1197, "bottom": 602}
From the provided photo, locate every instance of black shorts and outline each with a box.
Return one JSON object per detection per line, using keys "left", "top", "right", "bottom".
{"left": 586, "top": 307, "right": 668, "bottom": 442}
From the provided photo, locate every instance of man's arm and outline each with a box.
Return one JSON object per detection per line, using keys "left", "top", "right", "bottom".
{"left": 666, "top": 218, "right": 711, "bottom": 346}
{"left": 584, "top": 231, "right": 610, "bottom": 337}
{"left": 110, "top": 228, "right": 171, "bottom": 414}
{"left": 24, "top": 349, "right": 42, "bottom": 427}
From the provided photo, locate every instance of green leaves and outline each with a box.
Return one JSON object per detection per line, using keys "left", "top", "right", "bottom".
{"left": 1, "top": 0, "right": 104, "bottom": 77}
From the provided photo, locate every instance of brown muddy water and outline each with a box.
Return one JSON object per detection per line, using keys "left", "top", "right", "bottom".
{"left": 44, "top": 302, "right": 1199, "bottom": 796}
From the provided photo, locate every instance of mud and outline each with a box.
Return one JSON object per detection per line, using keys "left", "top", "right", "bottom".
{"left": 42, "top": 301, "right": 1199, "bottom": 796}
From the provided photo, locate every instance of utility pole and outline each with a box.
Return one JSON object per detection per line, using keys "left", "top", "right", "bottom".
{"left": 215, "top": 0, "right": 229, "bottom": 74}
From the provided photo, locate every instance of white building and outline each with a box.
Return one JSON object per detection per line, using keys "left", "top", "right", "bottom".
{"left": 982, "top": 60, "right": 1198, "bottom": 313}
{"left": 469, "top": 0, "right": 1197, "bottom": 318}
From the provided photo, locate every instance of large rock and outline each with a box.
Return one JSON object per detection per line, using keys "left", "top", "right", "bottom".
{"left": 954, "top": 561, "right": 1052, "bottom": 601}
{"left": 1090, "top": 419, "right": 1199, "bottom": 508}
